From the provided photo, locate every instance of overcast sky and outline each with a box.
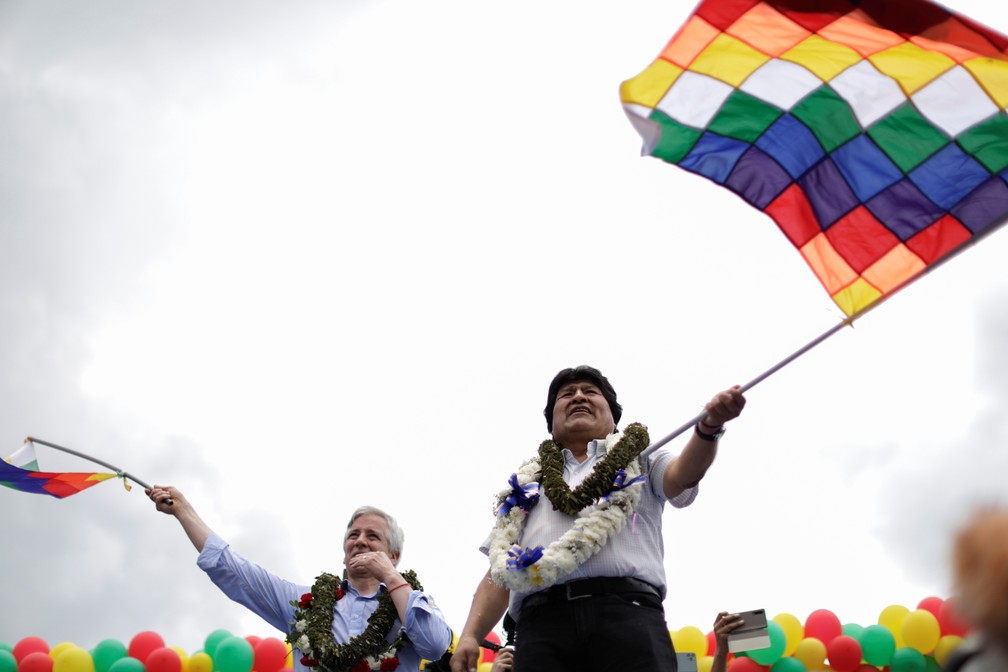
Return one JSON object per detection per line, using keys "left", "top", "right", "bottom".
{"left": 2, "top": 0, "right": 1008, "bottom": 655}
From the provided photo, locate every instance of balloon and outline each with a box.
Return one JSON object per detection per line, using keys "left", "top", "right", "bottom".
{"left": 0, "top": 651, "right": 17, "bottom": 672}
{"left": 13, "top": 639, "right": 49, "bottom": 664}
{"left": 146, "top": 648, "right": 181, "bottom": 672}
{"left": 879, "top": 604, "right": 909, "bottom": 647}
{"left": 475, "top": 664, "right": 492, "bottom": 672}
{"left": 772, "top": 613, "right": 803, "bottom": 657}
{"left": 54, "top": 649, "right": 93, "bottom": 672}
{"left": 938, "top": 597, "right": 971, "bottom": 637}
{"left": 18, "top": 653, "right": 53, "bottom": 672}
{"left": 792, "top": 637, "right": 826, "bottom": 671}
{"left": 129, "top": 633, "right": 165, "bottom": 665}
{"left": 203, "top": 632, "right": 232, "bottom": 660}
{"left": 804, "top": 609, "right": 841, "bottom": 645}
{"left": 189, "top": 653, "right": 212, "bottom": 672}
{"left": 212, "top": 637, "right": 253, "bottom": 672}
{"left": 902, "top": 609, "right": 940, "bottom": 654}
{"left": 933, "top": 635, "right": 964, "bottom": 666}
{"left": 769, "top": 659, "right": 806, "bottom": 672}
{"left": 49, "top": 647, "right": 76, "bottom": 663}
{"left": 697, "top": 655, "right": 714, "bottom": 672}
{"left": 841, "top": 623, "right": 864, "bottom": 639}
{"left": 168, "top": 649, "right": 188, "bottom": 672}
{"left": 479, "top": 632, "right": 500, "bottom": 665}
{"left": 749, "top": 621, "right": 786, "bottom": 665}
{"left": 916, "top": 597, "right": 943, "bottom": 619}
{"left": 251, "top": 640, "right": 286, "bottom": 672}
{"left": 727, "top": 657, "right": 765, "bottom": 672}
{"left": 858, "top": 623, "right": 896, "bottom": 666}
{"left": 672, "top": 626, "right": 709, "bottom": 658}
{"left": 91, "top": 641, "right": 127, "bottom": 672}
{"left": 826, "top": 635, "right": 862, "bottom": 672}
{"left": 106, "top": 659, "right": 144, "bottom": 672}
{"left": 890, "top": 646, "right": 927, "bottom": 672}
{"left": 853, "top": 666, "right": 879, "bottom": 672}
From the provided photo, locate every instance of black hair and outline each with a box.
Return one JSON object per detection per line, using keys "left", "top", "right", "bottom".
{"left": 543, "top": 365, "right": 622, "bottom": 432}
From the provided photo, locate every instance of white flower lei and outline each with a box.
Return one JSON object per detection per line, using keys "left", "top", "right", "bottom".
{"left": 487, "top": 433, "right": 645, "bottom": 593}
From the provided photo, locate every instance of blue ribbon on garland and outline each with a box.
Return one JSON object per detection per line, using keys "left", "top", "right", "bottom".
{"left": 495, "top": 474, "right": 541, "bottom": 517}
{"left": 506, "top": 543, "right": 545, "bottom": 571}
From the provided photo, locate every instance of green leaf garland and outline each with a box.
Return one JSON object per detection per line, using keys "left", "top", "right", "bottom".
{"left": 287, "top": 570, "right": 422, "bottom": 672}
{"left": 539, "top": 422, "right": 649, "bottom": 516}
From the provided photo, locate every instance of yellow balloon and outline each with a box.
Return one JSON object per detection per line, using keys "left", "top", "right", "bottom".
{"left": 879, "top": 604, "right": 909, "bottom": 648}
{"left": 902, "top": 609, "right": 941, "bottom": 654}
{"left": 189, "top": 651, "right": 213, "bottom": 672}
{"left": 697, "top": 655, "right": 714, "bottom": 672}
{"left": 170, "top": 647, "right": 189, "bottom": 672}
{"left": 773, "top": 612, "right": 804, "bottom": 657}
{"left": 671, "top": 626, "right": 709, "bottom": 657}
{"left": 51, "top": 644, "right": 78, "bottom": 661}
{"left": 934, "top": 635, "right": 964, "bottom": 666}
{"left": 284, "top": 643, "right": 293, "bottom": 669}
{"left": 476, "top": 664, "right": 493, "bottom": 672}
{"left": 54, "top": 647, "right": 94, "bottom": 672}
{"left": 792, "top": 637, "right": 827, "bottom": 671}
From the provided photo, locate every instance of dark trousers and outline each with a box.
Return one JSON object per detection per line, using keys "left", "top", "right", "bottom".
{"left": 513, "top": 589, "right": 678, "bottom": 672}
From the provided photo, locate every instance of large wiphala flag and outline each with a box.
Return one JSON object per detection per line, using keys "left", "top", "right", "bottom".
{"left": 621, "top": 0, "right": 1008, "bottom": 316}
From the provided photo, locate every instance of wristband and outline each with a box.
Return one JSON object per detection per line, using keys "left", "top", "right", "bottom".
{"left": 695, "top": 421, "right": 725, "bottom": 442}
{"left": 387, "top": 582, "right": 411, "bottom": 595}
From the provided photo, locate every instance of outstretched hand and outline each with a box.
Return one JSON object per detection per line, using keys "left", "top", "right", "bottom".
{"left": 704, "top": 386, "right": 746, "bottom": 427}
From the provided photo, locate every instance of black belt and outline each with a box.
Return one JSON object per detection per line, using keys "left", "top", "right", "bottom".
{"left": 522, "top": 577, "right": 660, "bottom": 608}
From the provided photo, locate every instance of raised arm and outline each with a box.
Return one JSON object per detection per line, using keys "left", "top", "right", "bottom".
{"left": 663, "top": 386, "right": 746, "bottom": 499}
{"left": 451, "top": 569, "right": 510, "bottom": 672}
{"left": 147, "top": 485, "right": 212, "bottom": 552}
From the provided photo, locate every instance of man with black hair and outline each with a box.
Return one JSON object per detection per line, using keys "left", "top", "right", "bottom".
{"left": 451, "top": 366, "right": 746, "bottom": 672}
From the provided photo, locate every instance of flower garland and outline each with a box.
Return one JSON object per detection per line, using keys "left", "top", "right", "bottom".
{"left": 287, "top": 570, "right": 422, "bottom": 672}
{"left": 488, "top": 423, "right": 650, "bottom": 593}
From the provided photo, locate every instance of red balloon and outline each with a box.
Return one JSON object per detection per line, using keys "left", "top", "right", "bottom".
{"left": 245, "top": 638, "right": 261, "bottom": 651}
{"left": 253, "top": 639, "right": 288, "bottom": 672}
{"left": 128, "top": 632, "right": 165, "bottom": 664}
{"left": 917, "top": 596, "right": 944, "bottom": 619}
{"left": 938, "top": 597, "right": 972, "bottom": 637}
{"left": 145, "top": 648, "right": 181, "bottom": 672}
{"left": 826, "top": 635, "right": 863, "bottom": 672}
{"left": 481, "top": 632, "right": 501, "bottom": 664}
{"left": 13, "top": 639, "right": 49, "bottom": 664}
{"left": 805, "top": 609, "right": 842, "bottom": 645}
{"left": 707, "top": 630, "right": 717, "bottom": 657}
{"left": 727, "top": 657, "right": 766, "bottom": 672}
{"left": 18, "top": 652, "right": 52, "bottom": 672}
{"left": 853, "top": 666, "right": 879, "bottom": 672}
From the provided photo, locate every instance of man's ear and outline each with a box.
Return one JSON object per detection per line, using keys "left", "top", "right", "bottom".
{"left": 389, "top": 551, "right": 401, "bottom": 567}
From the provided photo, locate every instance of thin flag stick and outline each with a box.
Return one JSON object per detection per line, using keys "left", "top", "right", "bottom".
{"left": 24, "top": 436, "right": 170, "bottom": 503}
{"left": 641, "top": 218, "right": 1007, "bottom": 459}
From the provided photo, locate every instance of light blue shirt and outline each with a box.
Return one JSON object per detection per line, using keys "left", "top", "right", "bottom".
{"left": 197, "top": 532, "right": 452, "bottom": 672}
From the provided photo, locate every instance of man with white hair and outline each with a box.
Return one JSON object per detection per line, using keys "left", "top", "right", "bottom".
{"left": 148, "top": 486, "right": 452, "bottom": 672}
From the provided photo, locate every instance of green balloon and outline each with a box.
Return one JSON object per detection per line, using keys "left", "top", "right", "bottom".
{"left": 770, "top": 657, "right": 807, "bottom": 672}
{"left": 924, "top": 655, "right": 942, "bottom": 672}
{"left": 204, "top": 630, "right": 233, "bottom": 659}
{"left": 0, "top": 645, "right": 12, "bottom": 654}
{"left": 107, "top": 658, "right": 145, "bottom": 672}
{"left": 890, "top": 646, "right": 927, "bottom": 672}
{"left": 859, "top": 624, "right": 897, "bottom": 666}
{"left": 92, "top": 640, "right": 127, "bottom": 672}
{"left": 842, "top": 622, "right": 864, "bottom": 639}
{"left": 749, "top": 621, "right": 788, "bottom": 665}
{"left": 212, "top": 638, "right": 253, "bottom": 672}
{"left": 0, "top": 649, "right": 18, "bottom": 672}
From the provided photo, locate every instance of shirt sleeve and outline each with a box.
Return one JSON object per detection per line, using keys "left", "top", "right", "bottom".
{"left": 646, "top": 450, "right": 698, "bottom": 508}
{"left": 402, "top": 590, "right": 454, "bottom": 661}
{"left": 197, "top": 532, "right": 304, "bottom": 634}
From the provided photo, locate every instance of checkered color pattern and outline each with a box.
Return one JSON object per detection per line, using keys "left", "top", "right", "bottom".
{"left": 621, "top": 0, "right": 1008, "bottom": 316}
